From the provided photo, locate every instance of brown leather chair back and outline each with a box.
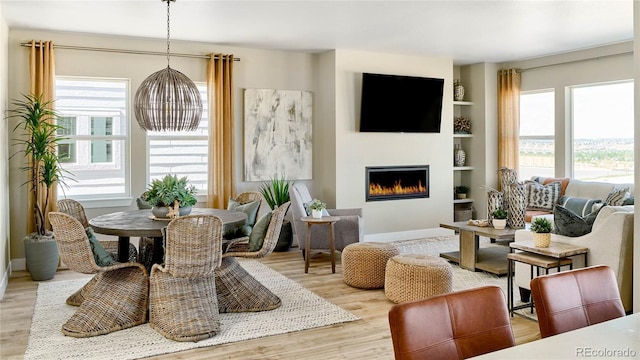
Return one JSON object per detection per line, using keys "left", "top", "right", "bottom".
{"left": 531, "top": 265, "right": 625, "bottom": 338}
{"left": 388, "top": 285, "right": 515, "bottom": 360}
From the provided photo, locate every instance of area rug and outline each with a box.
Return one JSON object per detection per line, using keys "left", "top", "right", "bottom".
{"left": 24, "top": 260, "right": 359, "bottom": 360}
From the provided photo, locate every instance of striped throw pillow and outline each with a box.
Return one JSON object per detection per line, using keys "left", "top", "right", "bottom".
{"left": 605, "top": 187, "right": 631, "bottom": 206}
{"left": 557, "top": 196, "right": 602, "bottom": 217}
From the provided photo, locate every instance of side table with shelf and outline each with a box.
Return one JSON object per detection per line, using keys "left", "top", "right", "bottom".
{"left": 507, "top": 240, "right": 589, "bottom": 317}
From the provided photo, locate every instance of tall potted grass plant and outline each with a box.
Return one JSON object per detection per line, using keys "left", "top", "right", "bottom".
{"left": 259, "top": 176, "right": 295, "bottom": 251}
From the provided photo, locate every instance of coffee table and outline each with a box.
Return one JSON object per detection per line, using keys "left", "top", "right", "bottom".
{"left": 439, "top": 221, "right": 518, "bottom": 275}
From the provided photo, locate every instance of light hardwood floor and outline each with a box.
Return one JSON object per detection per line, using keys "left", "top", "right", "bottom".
{"left": 1, "top": 248, "right": 541, "bottom": 359}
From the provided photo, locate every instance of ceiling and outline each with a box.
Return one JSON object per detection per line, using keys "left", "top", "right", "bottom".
{"left": 0, "top": 0, "right": 633, "bottom": 65}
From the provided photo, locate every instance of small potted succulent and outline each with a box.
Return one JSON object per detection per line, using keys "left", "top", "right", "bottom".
{"left": 143, "top": 174, "right": 198, "bottom": 219}
{"left": 454, "top": 185, "right": 470, "bottom": 199}
{"left": 491, "top": 207, "right": 508, "bottom": 230}
{"left": 530, "top": 217, "right": 553, "bottom": 248}
{"left": 307, "top": 199, "right": 326, "bottom": 219}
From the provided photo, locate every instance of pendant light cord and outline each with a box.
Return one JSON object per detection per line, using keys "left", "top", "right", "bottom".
{"left": 166, "top": 0, "right": 171, "bottom": 68}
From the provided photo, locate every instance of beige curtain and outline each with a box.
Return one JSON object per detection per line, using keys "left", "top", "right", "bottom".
{"left": 497, "top": 69, "right": 521, "bottom": 171}
{"left": 27, "top": 40, "right": 56, "bottom": 233}
{"left": 206, "top": 54, "right": 235, "bottom": 209}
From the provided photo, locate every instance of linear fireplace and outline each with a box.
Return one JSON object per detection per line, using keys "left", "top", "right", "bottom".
{"left": 365, "top": 165, "right": 429, "bottom": 201}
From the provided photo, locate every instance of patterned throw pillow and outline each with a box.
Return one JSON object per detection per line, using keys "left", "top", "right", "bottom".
{"left": 557, "top": 196, "right": 602, "bottom": 217}
{"left": 525, "top": 181, "right": 561, "bottom": 211}
{"left": 604, "top": 187, "right": 631, "bottom": 206}
{"left": 553, "top": 204, "right": 601, "bottom": 237}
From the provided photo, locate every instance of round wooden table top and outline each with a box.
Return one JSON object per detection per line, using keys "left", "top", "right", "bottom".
{"left": 300, "top": 216, "right": 340, "bottom": 224}
{"left": 89, "top": 208, "right": 247, "bottom": 238}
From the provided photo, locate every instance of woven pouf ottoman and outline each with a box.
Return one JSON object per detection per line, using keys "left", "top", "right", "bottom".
{"left": 342, "top": 242, "right": 400, "bottom": 289}
{"left": 384, "top": 254, "right": 453, "bottom": 303}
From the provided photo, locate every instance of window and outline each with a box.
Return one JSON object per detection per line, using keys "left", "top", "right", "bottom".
{"left": 519, "top": 90, "right": 555, "bottom": 180}
{"left": 571, "top": 81, "right": 633, "bottom": 183}
{"left": 147, "top": 84, "right": 208, "bottom": 197}
{"left": 55, "top": 77, "right": 129, "bottom": 200}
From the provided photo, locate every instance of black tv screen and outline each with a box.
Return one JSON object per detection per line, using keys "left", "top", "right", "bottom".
{"left": 359, "top": 73, "right": 444, "bottom": 133}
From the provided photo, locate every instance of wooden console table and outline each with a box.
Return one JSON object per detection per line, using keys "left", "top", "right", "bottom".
{"left": 439, "top": 221, "right": 518, "bottom": 275}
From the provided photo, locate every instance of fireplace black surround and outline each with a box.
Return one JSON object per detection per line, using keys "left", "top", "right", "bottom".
{"left": 365, "top": 165, "right": 429, "bottom": 201}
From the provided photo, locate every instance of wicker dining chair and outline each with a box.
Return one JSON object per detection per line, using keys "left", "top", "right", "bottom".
{"left": 149, "top": 214, "right": 224, "bottom": 342}
{"left": 57, "top": 199, "right": 138, "bottom": 262}
{"left": 216, "top": 202, "right": 290, "bottom": 313}
{"left": 48, "top": 212, "right": 149, "bottom": 338}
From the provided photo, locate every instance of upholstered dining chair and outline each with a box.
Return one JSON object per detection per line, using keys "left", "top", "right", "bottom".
{"left": 216, "top": 202, "right": 290, "bottom": 313}
{"left": 388, "top": 285, "right": 515, "bottom": 360}
{"left": 57, "top": 199, "right": 138, "bottom": 262}
{"left": 289, "top": 183, "right": 363, "bottom": 258}
{"left": 48, "top": 212, "right": 149, "bottom": 338}
{"left": 148, "top": 214, "right": 224, "bottom": 342}
{"left": 530, "top": 265, "right": 626, "bottom": 338}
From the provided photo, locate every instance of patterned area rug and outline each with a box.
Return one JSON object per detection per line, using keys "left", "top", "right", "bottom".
{"left": 24, "top": 260, "right": 359, "bottom": 360}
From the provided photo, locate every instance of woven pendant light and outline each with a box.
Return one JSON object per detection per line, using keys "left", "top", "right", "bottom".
{"left": 134, "top": 0, "right": 202, "bottom": 132}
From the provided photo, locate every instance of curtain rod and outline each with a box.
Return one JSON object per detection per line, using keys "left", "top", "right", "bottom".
{"left": 20, "top": 42, "right": 240, "bottom": 61}
{"left": 519, "top": 51, "right": 631, "bottom": 72}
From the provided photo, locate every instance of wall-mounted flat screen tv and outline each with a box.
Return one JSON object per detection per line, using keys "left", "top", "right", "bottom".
{"left": 359, "top": 72, "right": 444, "bottom": 133}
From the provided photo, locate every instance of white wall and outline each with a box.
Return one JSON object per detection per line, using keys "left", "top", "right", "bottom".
{"left": 0, "top": 5, "right": 10, "bottom": 299}
{"left": 325, "top": 50, "right": 454, "bottom": 234}
{"left": 7, "top": 29, "right": 316, "bottom": 262}
{"left": 633, "top": 0, "right": 639, "bottom": 314}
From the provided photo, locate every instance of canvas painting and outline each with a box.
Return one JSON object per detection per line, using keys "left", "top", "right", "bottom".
{"left": 244, "top": 89, "right": 312, "bottom": 181}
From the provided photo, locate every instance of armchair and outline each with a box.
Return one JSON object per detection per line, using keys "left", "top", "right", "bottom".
{"left": 289, "top": 183, "right": 363, "bottom": 256}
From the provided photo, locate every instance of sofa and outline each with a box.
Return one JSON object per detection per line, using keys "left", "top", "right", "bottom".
{"left": 514, "top": 178, "right": 634, "bottom": 312}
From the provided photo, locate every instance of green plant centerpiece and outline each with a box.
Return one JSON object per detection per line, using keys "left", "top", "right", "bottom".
{"left": 491, "top": 207, "right": 508, "bottom": 230}
{"left": 307, "top": 198, "right": 327, "bottom": 219}
{"left": 530, "top": 217, "right": 553, "bottom": 248}
{"left": 455, "top": 185, "right": 470, "bottom": 199}
{"left": 143, "top": 174, "right": 198, "bottom": 219}
{"left": 9, "top": 94, "right": 69, "bottom": 280}
{"left": 258, "top": 176, "right": 295, "bottom": 251}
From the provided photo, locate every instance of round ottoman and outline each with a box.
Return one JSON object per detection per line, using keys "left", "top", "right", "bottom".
{"left": 342, "top": 242, "right": 399, "bottom": 289}
{"left": 385, "top": 254, "right": 453, "bottom": 303}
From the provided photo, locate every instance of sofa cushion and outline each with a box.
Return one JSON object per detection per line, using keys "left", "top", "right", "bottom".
{"left": 604, "top": 187, "right": 631, "bottom": 206}
{"left": 557, "top": 196, "right": 602, "bottom": 217}
{"left": 525, "top": 181, "right": 561, "bottom": 211}
{"left": 552, "top": 204, "right": 600, "bottom": 237}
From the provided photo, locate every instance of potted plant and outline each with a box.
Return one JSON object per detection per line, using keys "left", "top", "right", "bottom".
{"left": 143, "top": 174, "right": 198, "bottom": 219}
{"left": 9, "top": 94, "right": 68, "bottom": 280}
{"left": 455, "top": 185, "right": 470, "bottom": 199}
{"left": 258, "top": 176, "right": 295, "bottom": 251}
{"left": 491, "top": 207, "right": 508, "bottom": 230}
{"left": 530, "top": 217, "right": 553, "bottom": 248}
{"left": 307, "top": 199, "right": 326, "bottom": 219}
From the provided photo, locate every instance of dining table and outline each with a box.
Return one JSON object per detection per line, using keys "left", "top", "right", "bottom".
{"left": 89, "top": 208, "right": 247, "bottom": 263}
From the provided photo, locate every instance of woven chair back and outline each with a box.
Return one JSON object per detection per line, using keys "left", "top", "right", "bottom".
{"left": 49, "top": 212, "right": 99, "bottom": 274}
{"left": 57, "top": 199, "right": 90, "bottom": 228}
{"left": 163, "top": 215, "right": 223, "bottom": 277}
{"left": 252, "top": 202, "right": 290, "bottom": 258}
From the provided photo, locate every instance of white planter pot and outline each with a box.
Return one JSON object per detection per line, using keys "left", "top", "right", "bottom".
{"left": 311, "top": 209, "right": 323, "bottom": 219}
{"left": 492, "top": 219, "right": 507, "bottom": 230}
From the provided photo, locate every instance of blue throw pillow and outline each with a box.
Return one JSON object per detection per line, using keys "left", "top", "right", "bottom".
{"left": 557, "top": 196, "right": 602, "bottom": 217}
{"left": 85, "top": 227, "right": 116, "bottom": 266}
{"left": 248, "top": 212, "right": 273, "bottom": 252}
{"left": 227, "top": 199, "right": 260, "bottom": 226}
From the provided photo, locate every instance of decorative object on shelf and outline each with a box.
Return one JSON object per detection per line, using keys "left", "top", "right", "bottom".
{"left": 454, "top": 116, "right": 471, "bottom": 134}
{"left": 531, "top": 217, "right": 552, "bottom": 248}
{"left": 491, "top": 208, "right": 508, "bottom": 230}
{"left": 454, "top": 144, "right": 466, "bottom": 167}
{"left": 485, "top": 187, "right": 504, "bottom": 227}
{"left": 453, "top": 79, "right": 465, "bottom": 101}
{"left": 307, "top": 199, "right": 326, "bottom": 218}
{"left": 143, "top": 174, "right": 198, "bottom": 219}
{"left": 134, "top": 0, "right": 203, "bottom": 132}
{"left": 454, "top": 185, "right": 470, "bottom": 199}
{"left": 507, "top": 182, "right": 526, "bottom": 229}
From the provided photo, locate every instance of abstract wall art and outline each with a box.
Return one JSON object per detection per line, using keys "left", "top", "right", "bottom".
{"left": 244, "top": 89, "right": 312, "bottom": 181}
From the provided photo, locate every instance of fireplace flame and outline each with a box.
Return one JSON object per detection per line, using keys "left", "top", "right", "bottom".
{"left": 369, "top": 180, "right": 426, "bottom": 196}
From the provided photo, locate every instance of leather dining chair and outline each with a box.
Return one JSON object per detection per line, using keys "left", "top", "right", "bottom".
{"left": 388, "top": 285, "right": 515, "bottom": 360}
{"left": 530, "top": 265, "right": 625, "bottom": 338}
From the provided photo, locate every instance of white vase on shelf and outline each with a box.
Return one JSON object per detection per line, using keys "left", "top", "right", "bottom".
{"left": 454, "top": 144, "right": 466, "bottom": 167}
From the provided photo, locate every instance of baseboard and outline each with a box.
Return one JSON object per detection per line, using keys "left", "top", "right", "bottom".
{"left": 364, "top": 228, "right": 455, "bottom": 243}
{"left": 0, "top": 262, "right": 11, "bottom": 300}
